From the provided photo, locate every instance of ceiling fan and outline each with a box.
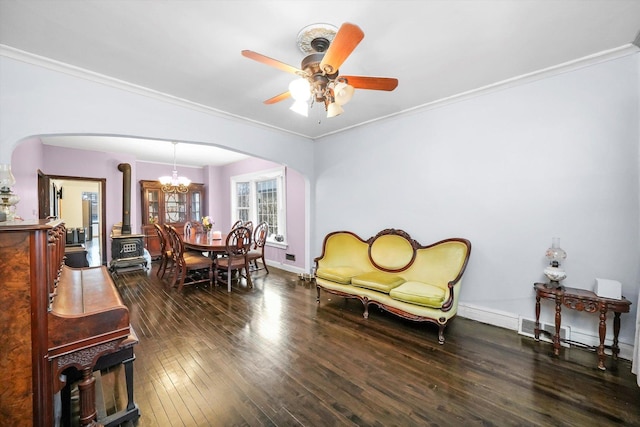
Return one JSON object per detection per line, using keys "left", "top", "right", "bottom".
{"left": 241, "top": 22, "right": 398, "bottom": 118}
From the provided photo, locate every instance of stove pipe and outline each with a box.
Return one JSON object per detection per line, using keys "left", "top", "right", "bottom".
{"left": 118, "top": 163, "right": 132, "bottom": 235}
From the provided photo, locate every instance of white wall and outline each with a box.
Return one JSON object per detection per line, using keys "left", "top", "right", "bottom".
{"left": 0, "top": 55, "right": 313, "bottom": 173}
{"left": 315, "top": 54, "right": 640, "bottom": 349}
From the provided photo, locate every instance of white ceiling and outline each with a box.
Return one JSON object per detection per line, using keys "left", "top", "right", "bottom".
{"left": 1, "top": 1, "right": 639, "bottom": 166}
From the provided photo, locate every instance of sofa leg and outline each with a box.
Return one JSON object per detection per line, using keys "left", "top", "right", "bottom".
{"left": 438, "top": 325, "right": 446, "bottom": 345}
{"left": 316, "top": 286, "right": 321, "bottom": 303}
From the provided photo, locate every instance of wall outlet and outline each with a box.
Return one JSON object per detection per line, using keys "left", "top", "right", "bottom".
{"left": 285, "top": 253, "right": 295, "bottom": 261}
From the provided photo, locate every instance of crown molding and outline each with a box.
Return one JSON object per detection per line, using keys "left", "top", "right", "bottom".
{"left": 0, "top": 44, "right": 311, "bottom": 139}
{"left": 2, "top": 43, "right": 638, "bottom": 142}
{"left": 313, "top": 43, "right": 640, "bottom": 139}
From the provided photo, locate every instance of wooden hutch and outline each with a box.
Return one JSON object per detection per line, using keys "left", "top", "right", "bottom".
{"left": 139, "top": 180, "right": 205, "bottom": 258}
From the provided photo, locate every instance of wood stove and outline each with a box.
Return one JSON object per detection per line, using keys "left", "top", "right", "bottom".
{"left": 110, "top": 163, "right": 148, "bottom": 274}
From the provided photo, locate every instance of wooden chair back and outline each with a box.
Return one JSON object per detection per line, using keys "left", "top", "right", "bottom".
{"left": 247, "top": 221, "right": 269, "bottom": 274}
{"left": 215, "top": 226, "right": 253, "bottom": 292}
{"left": 166, "top": 224, "right": 213, "bottom": 291}
{"left": 252, "top": 222, "right": 268, "bottom": 250}
{"left": 165, "top": 225, "right": 185, "bottom": 260}
{"left": 224, "top": 226, "right": 252, "bottom": 257}
{"left": 153, "top": 223, "right": 168, "bottom": 254}
{"left": 243, "top": 221, "right": 254, "bottom": 236}
{"left": 184, "top": 221, "right": 205, "bottom": 237}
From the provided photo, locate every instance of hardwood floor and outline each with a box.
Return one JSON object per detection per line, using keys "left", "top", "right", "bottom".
{"left": 104, "top": 263, "right": 640, "bottom": 426}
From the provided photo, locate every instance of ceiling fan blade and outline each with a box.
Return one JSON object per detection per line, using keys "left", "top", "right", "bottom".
{"left": 320, "top": 23, "right": 364, "bottom": 75}
{"left": 241, "top": 50, "right": 303, "bottom": 75}
{"left": 341, "top": 76, "right": 398, "bottom": 91}
{"left": 264, "top": 91, "right": 291, "bottom": 104}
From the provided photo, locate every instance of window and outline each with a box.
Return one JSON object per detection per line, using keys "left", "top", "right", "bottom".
{"left": 231, "top": 167, "right": 286, "bottom": 246}
{"left": 256, "top": 179, "right": 278, "bottom": 234}
{"left": 236, "top": 182, "right": 250, "bottom": 222}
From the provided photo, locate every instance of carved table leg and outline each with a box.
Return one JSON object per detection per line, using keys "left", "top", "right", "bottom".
{"left": 534, "top": 294, "right": 541, "bottom": 340}
{"left": 78, "top": 367, "right": 99, "bottom": 426}
{"left": 553, "top": 296, "right": 561, "bottom": 356}
{"left": 597, "top": 302, "right": 607, "bottom": 371}
{"left": 612, "top": 311, "right": 622, "bottom": 361}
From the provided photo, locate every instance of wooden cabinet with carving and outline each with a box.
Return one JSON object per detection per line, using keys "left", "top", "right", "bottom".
{"left": 140, "top": 180, "right": 205, "bottom": 258}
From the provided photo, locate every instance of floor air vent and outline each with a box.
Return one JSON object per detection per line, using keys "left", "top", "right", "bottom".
{"left": 518, "top": 317, "right": 571, "bottom": 348}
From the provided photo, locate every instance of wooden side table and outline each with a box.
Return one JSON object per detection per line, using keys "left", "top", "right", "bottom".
{"left": 533, "top": 282, "right": 631, "bottom": 370}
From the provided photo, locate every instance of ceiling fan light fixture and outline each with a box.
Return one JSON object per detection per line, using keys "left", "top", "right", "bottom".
{"left": 242, "top": 22, "right": 398, "bottom": 120}
{"left": 289, "top": 78, "right": 311, "bottom": 101}
{"left": 296, "top": 23, "right": 338, "bottom": 54}
{"left": 290, "top": 99, "right": 309, "bottom": 117}
{"left": 326, "top": 101, "right": 344, "bottom": 118}
{"left": 333, "top": 81, "right": 354, "bottom": 105}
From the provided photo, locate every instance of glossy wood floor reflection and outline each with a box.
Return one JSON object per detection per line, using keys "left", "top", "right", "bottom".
{"left": 111, "top": 264, "right": 640, "bottom": 426}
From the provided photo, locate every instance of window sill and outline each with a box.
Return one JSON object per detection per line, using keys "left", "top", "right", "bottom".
{"left": 266, "top": 240, "right": 288, "bottom": 250}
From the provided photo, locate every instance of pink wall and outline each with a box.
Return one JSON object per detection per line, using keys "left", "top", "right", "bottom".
{"left": 12, "top": 140, "right": 138, "bottom": 261}
{"left": 221, "top": 157, "right": 306, "bottom": 270}
{"left": 10, "top": 137, "right": 43, "bottom": 219}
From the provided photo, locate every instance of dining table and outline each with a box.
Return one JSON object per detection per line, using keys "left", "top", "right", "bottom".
{"left": 182, "top": 233, "right": 228, "bottom": 258}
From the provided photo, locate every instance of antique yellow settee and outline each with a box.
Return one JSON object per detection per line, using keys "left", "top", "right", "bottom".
{"left": 314, "top": 229, "right": 471, "bottom": 344}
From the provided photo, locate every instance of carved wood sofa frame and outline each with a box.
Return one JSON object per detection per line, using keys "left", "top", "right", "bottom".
{"left": 314, "top": 229, "right": 471, "bottom": 344}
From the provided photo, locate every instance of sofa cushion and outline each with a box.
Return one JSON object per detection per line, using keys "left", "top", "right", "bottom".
{"left": 316, "top": 266, "right": 364, "bottom": 284}
{"left": 389, "top": 281, "right": 446, "bottom": 308}
{"left": 351, "top": 271, "right": 405, "bottom": 293}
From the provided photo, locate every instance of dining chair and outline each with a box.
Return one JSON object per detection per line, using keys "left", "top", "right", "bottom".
{"left": 165, "top": 225, "right": 213, "bottom": 291}
{"left": 243, "top": 221, "right": 254, "bottom": 236}
{"left": 183, "top": 220, "right": 206, "bottom": 255}
{"left": 184, "top": 221, "right": 205, "bottom": 237}
{"left": 247, "top": 221, "right": 269, "bottom": 274}
{"left": 220, "top": 220, "right": 244, "bottom": 260}
{"left": 214, "top": 226, "right": 252, "bottom": 292}
{"left": 153, "top": 223, "right": 172, "bottom": 279}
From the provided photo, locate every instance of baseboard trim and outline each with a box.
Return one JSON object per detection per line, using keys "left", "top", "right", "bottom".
{"left": 457, "top": 303, "right": 520, "bottom": 331}
{"left": 457, "top": 302, "right": 634, "bottom": 362}
{"left": 261, "top": 260, "right": 305, "bottom": 276}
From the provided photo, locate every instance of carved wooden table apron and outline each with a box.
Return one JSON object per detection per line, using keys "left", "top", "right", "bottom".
{"left": 534, "top": 283, "right": 631, "bottom": 370}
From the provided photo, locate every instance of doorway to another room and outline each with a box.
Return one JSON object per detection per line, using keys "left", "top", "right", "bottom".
{"left": 42, "top": 174, "right": 107, "bottom": 267}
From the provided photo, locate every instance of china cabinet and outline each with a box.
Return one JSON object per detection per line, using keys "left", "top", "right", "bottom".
{"left": 140, "top": 180, "right": 205, "bottom": 257}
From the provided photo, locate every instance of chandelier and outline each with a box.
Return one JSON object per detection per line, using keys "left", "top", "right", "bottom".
{"left": 159, "top": 142, "right": 191, "bottom": 193}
